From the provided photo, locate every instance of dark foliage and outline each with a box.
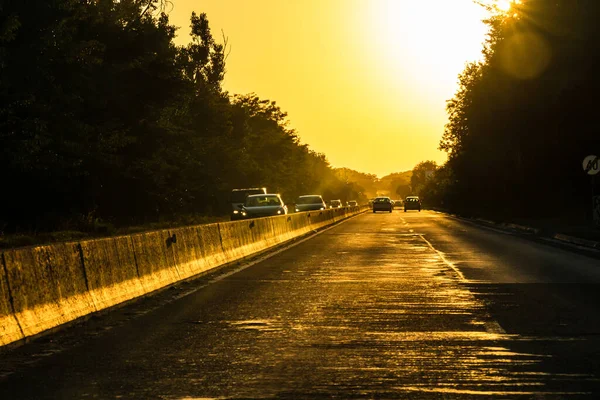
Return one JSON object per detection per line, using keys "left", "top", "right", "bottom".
{"left": 432, "top": 0, "right": 600, "bottom": 220}
{"left": 0, "top": 0, "right": 360, "bottom": 233}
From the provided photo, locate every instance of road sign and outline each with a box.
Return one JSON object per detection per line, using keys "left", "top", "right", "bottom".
{"left": 594, "top": 196, "right": 600, "bottom": 226}
{"left": 583, "top": 155, "right": 600, "bottom": 175}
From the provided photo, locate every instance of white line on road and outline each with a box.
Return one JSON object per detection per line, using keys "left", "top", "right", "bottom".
{"left": 419, "top": 234, "right": 507, "bottom": 335}
{"left": 419, "top": 235, "right": 466, "bottom": 282}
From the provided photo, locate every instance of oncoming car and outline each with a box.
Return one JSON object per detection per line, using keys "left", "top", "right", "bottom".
{"left": 347, "top": 200, "right": 358, "bottom": 207}
{"left": 295, "top": 195, "right": 327, "bottom": 212}
{"left": 230, "top": 187, "right": 267, "bottom": 220}
{"left": 241, "top": 194, "right": 287, "bottom": 219}
{"left": 372, "top": 197, "right": 393, "bottom": 213}
{"left": 404, "top": 196, "right": 422, "bottom": 212}
{"left": 329, "top": 199, "right": 342, "bottom": 209}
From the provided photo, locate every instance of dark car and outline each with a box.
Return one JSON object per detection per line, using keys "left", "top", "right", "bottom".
{"left": 295, "top": 195, "right": 327, "bottom": 212}
{"left": 241, "top": 194, "right": 287, "bottom": 219}
{"left": 372, "top": 197, "right": 393, "bottom": 213}
{"left": 404, "top": 196, "right": 421, "bottom": 212}
{"left": 230, "top": 187, "right": 267, "bottom": 220}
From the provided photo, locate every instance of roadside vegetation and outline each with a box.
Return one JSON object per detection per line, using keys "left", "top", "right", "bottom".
{"left": 0, "top": 0, "right": 367, "bottom": 238}
{"left": 417, "top": 0, "right": 600, "bottom": 224}
{"left": 11, "top": 1, "right": 593, "bottom": 247}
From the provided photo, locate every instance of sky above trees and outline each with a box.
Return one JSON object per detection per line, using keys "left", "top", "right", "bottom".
{"left": 167, "top": 0, "right": 490, "bottom": 176}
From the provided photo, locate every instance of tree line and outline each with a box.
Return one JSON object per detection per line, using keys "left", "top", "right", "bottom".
{"left": 419, "top": 0, "right": 600, "bottom": 221}
{"left": 0, "top": 0, "right": 364, "bottom": 234}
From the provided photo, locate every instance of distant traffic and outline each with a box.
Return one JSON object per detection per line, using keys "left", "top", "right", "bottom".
{"left": 230, "top": 188, "right": 422, "bottom": 220}
{"left": 229, "top": 188, "right": 363, "bottom": 220}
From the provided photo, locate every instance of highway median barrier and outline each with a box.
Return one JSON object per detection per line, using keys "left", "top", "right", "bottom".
{"left": 130, "top": 229, "right": 180, "bottom": 294}
{"left": 252, "top": 217, "right": 280, "bottom": 249}
{"left": 0, "top": 254, "right": 23, "bottom": 346}
{"left": 80, "top": 236, "right": 143, "bottom": 312}
{"left": 169, "top": 226, "right": 205, "bottom": 280}
{"left": 0, "top": 205, "right": 367, "bottom": 348}
{"left": 218, "top": 220, "right": 258, "bottom": 263}
{"left": 3, "top": 243, "right": 94, "bottom": 341}
{"left": 308, "top": 209, "right": 333, "bottom": 230}
{"left": 287, "top": 212, "right": 313, "bottom": 237}
{"left": 194, "top": 224, "right": 228, "bottom": 270}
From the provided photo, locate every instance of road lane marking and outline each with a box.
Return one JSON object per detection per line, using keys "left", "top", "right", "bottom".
{"left": 419, "top": 235, "right": 466, "bottom": 282}
{"left": 484, "top": 320, "right": 507, "bottom": 334}
{"left": 419, "top": 234, "right": 507, "bottom": 335}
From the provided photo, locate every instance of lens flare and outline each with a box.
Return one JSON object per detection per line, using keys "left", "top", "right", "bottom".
{"left": 498, "top": 32, "right": 551, "bottom": 80}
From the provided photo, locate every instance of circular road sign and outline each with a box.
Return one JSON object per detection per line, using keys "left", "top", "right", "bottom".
{"left": 583, "top": 155, "right": 600, "bottom": 175}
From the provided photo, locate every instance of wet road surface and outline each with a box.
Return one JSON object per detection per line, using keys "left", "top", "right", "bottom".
{"left": 2, "top": 211, "right": 600, "bottom": 398}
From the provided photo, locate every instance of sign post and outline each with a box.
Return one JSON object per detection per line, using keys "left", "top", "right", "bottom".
{"left": 583, "top": 155, "right": 600, "bottom": 225}
{"left": 594, "top": 195, "right": 600, "bottom": 225}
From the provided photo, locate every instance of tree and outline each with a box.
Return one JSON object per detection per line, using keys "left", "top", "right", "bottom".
{"left": 334, "top": 168, "right": 378, "bottom": 199}
{"left": 411, "top": 161, "right": 437, "bottom": 196}
{"left": 437, "top": 0, "right": 600, "bottom": 219}
{"left": 395, "top": 184, "right": 412, "bottom": 199}
{"left": 0, "top": 3, "right": 376, "bottom": 234}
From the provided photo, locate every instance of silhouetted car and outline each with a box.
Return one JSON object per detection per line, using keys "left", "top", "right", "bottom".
{"left": 230, "top": 187, "right": 267, "bottom": 220}
{"left": 392, "top": 199, "right": 403, "bottom": 208}
{"left": 329, "top": 199, "right": 342, "bottom": 209}
{"left": 241, "top": 194, "right": 287, "bottom": 219}
{"left": 295, "top": 195, "right": 327, "bottom": 212}
{"left": 347, "top": 200, "right": 358, "bottom": 207}
{"left": 372, "top": 197, "right": 393, "bottom": 213}
{"left": 404, "top": 196, "right": 421, "bottom": 212}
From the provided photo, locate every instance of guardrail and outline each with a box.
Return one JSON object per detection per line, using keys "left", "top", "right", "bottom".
{"left": 0, "top": 206, "right": 368, "bottom": 348}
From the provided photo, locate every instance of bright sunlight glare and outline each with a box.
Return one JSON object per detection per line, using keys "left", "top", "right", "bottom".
{"left": 367, "top": 0, "right": 489, "bottom": 107}
{"left": 170, "top": 0, "right": 493, "bottom": 175}
{"left": 496, "top": 0, "right": 522, "bottom": 12}
{"left": 497, "top": 0, "right": 512, "bottom": 11}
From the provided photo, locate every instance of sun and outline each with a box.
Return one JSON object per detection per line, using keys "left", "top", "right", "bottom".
{"left": 366, "top": 0, "right": 490, "bottom": 103}
{"left": 497, "top": 0, "right": 512, "bottom": 12}
{"left": 496, "top": 0, "right": 521, "bottom": 13}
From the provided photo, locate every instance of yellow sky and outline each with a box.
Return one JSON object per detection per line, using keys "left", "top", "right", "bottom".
{"left": 168, "top": 0, "right": 489, "bottom": 177}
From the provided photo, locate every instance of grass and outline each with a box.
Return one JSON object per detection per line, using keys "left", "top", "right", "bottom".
{"left": 427, "top": 206, "right": 600, "bottom": 242}
{"left": 0, "top": 214, "right": 229, "bottom": 250}
{"left": 508, "top": 216, "right": 600, "bottom": 242}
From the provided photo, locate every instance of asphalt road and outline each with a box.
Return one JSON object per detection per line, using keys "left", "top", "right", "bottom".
{"left": 2, "top": 210, "right": 600, "bottom": 399}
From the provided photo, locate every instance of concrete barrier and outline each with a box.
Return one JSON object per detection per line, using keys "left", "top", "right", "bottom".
{"left": 308, "top": 209, "right": 333, "bottom": 230}
{"left": 218, "top": 218, "right": 274, "bottom": 263}
{"left": 0, "top": 253, "right": 23, "bottom": 346}
{"left": 254, "top": 217, "right": 282, "bottom": 248}
{"left": 269, "top": 215, "right": 294, "bottom": 244}
{"left": 80, "top": 236, "right": 144, "bottom": 311}
{"left": 284, "top": 213, "right": 312, "bottom": 238}
{"left": 194, "top": 224, "right": 228, "bottom": 270}
{"left": 130, "top": 229, "right": 180, "bottom": 294}
{"left": 0, "top": 206, "right": 367, "bottom": 348}
{"left": 3, "top": 243, "right": 94, "bottom": 339}
{"left": 170, "top": 224, "right": 232, "bottom": 279}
